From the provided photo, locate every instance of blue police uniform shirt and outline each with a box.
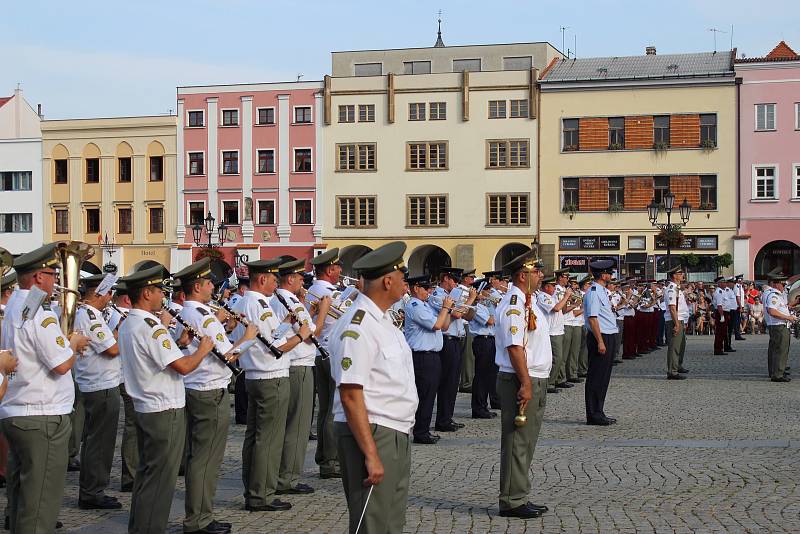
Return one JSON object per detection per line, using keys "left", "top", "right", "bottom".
{"left": 584, "top": 281, "right": 619, "bottom": 334}
{"left": 429, "top": 286, "right": 466, "bottom": 337}
{"left": 468, "top": 302, "right": 495, "bottom": 336}
{"left": 403, "top": 297, "right": 444, "bottom": 352}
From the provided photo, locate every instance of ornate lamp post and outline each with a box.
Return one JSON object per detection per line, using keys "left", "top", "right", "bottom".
{"left": 192, "top": 211, "right": 227, "bottom": 249}
{"left": 648, "top": 191, "right": 691, "bottom": 275}
{"left": 99, "top": 233, "right": 118, "bottom": 274}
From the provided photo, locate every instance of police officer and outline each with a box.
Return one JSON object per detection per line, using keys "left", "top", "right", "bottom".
{"left": 664, "top": 266, "right": 690, "bottom": 380}
{"left": 329, "top": 242, "right": 418, "bottom": 534}
{"left": 0, "top": 243, "right": 89, "bottom": 532}
{"left": 469, "top": 278, "right": 498, "bottom": 418}
{"left": 712, "top": 277, "right": 728, "bottom": 355}
{"left": 722, "top": 278, "right": 738, "bottom": 352}
{"left": 583, "top": 259, "right": 619, "bottom": 426}
{"left": 495, "top": 250, "right": 550, "bottom": 519}
{"left": 404, "top": 275, "right": 452, "bottom": 442}
{"left": 763, "top": 269, "right": 795, "bottom": 382}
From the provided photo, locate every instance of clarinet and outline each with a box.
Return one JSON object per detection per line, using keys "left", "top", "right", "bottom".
{"left": 273, "top": 291, "right": 331, "bottom": 360}
{"left": 213, "top": 301, "right": 284, "bottom": 359}
{"left": 163, "top": 307, "right": 242, "bottom": 376}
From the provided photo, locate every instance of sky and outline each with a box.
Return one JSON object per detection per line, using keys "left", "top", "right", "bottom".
{"left": 2, "top": 0, "right": 798, "bottom": 119}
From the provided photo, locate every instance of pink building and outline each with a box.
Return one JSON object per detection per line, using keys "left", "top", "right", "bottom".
{"left": 734, "top": 42, "right": 800, "bottom": 280}
{"left": 173, "top": 81, "right": 325, "bottom": 275}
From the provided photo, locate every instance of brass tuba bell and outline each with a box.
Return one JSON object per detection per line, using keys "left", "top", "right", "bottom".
{"left": 54, "top": 241, "right": 94, "bottom": 336}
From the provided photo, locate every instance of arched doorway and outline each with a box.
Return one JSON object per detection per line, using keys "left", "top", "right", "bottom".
{"left": 340, "top": 245, "right": 372, "bottom": 277}
{"left": 494, "top": 243, "right": 531, "bottom": 270}
{"left": 408, "top": 245, "right": 451, "bottom": 277}
{"left": 754, "top": 240, "right": 800, "bottom": 281}
{"left": 130, "top": 260, "right": 163, "bottom": 274}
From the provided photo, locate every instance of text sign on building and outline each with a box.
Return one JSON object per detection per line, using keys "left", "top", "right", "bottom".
{"left": 559, "top": 237, "right": 580, "bottom": 250}
{"left": 655, "top": 235, "right": 718, "bottom": 250}
{"left": 560, "top": 235, "right": 620, "bottom": 250}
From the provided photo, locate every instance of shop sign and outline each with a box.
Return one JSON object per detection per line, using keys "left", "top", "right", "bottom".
{"left": 559, "top": 235, "right": 620, "bottom": 251}
{"left": 655, "top": 235, "right": 718, "bottom": 250}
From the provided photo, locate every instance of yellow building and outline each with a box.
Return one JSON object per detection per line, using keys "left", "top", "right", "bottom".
{"left": 538, "top": 49, "right": 737, "bottom": 280}
{"left": 41, "top": 115, "right": 177, "bottom": 272}
{"left": 322, "top": 39, "right": 561, "bottom": 275}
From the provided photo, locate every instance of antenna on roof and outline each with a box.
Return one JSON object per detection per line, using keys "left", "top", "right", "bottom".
{"left": 434, "top": 9, "right": 445, "bottom": 47}
{"left": 730, "top": 24, "right": 734, "bottom": 51}
{"left": 296, "top": 73, "right": 304, "bottom": 82}
{"left": 560, "top": 26, "right": 570, "bottom": 58}
{"left": 574, "top": 33, "right": 577, "bottom": 59}
{"left": 708, "top": 27, "right": 728, "bottom": 52}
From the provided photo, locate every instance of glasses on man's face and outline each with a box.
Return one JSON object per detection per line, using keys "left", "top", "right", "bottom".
{"left": 39, "top": 271, "right": 58, "bottom": 278}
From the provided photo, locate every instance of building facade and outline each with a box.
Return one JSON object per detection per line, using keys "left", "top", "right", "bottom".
{"left": 41, "top": 116, "right": 177, "bottom": 272}
{"left": 539, "top": 49, "right": 737, "bottom": 280}
{"left": 734, "top": 41, "right": 800, "bottom": 280}
{"left": 323, "top": 40, "right": 561, "bottom": 275}
{"left": 175, "top": 82, "right": 324, "bottom": 275}
{"left": 0, "top": 88, "right": 43, "bottom": 254}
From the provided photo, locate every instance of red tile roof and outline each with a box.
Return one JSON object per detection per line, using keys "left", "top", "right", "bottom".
{"left": 736, "top": 41, "right": 800, "bottom": 63}
{"left": 0, "top": 97, "right": 11, "bottom": 109}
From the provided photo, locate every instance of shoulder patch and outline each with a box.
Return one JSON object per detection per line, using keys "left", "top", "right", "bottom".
{"left": 510, "top": 325, "right": 518, "bottom": 335}
{"left": 510, "top": 294, "right": 517, "bottom": 305}
{"left": 41, "top": 317, "right": 57, "bottom": 329}
{"left": 216, "top": 333, "right": 225, "bottom": 342}
{"left": 144, "top": 318, "right": 158, "bottom": 327}
{"left": 340, "top": 330, "right": 360, "bottom": 341}
{"left": 56, "top": 336, "right": 65, "bottom": 348}
{"left": 202, "top": 317, "right": 215, "bottom": 329}
{"left": 294, "top": 306, "right": 305, "bottom": 314}
{"left": 259, "top": 311, "right": 273, "bottom": 321}
{"left": 97, "top": 332, "right": 106, "bottom": 340}
{"left": 87, "top": 308, "right": 97, "bottom": 320}
{"left": 351, "top": 309, "right": 365, "bottom": 325}
{"left": 258, "top": 299, "right": 269, "bottom": 309}
{"left": 196, "top": 307, "right": 209, "bottom": 316}
{"left": 152, "top": 328, "right": 168, "bottom": 339}
{"left": 505, "top": 309, "right": 521, "bottom": 316}
{"left": 162, "top": 339, "right": 172, "bottom": 350}
{"left": 341, "top": 356, "right": 352, "bottom": 370}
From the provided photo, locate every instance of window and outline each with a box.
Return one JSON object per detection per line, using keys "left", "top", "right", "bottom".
{"left": 222, "top": 109, "right": 239, "bottom": 126}
{"left": 337, "top": 196, "right": 376, "bottom": 227}
{"left": 118, "top": 208, "right": 132, "bottom": 234}
{"left": 256, "top": 107, "right": 275, "bottom": 125}
{"left": 337, "top": 144, "right": 376, "bottom": 171}
{"left": 294, "top": 149, "right": 312, "bottom": 172}
{"left": 409, "top": 103, "right": 426, "bottom": 121}
{"left": 654, "top": 116, "right": 670, "bottom": 146}
{"left": 149, "top": 207, "right": 163, "bottom": 233}
{"left": 429, "top": 102, "right": 446, "bottom": 120}
{"left": 149, "top": 156, "right": 163, "bottom": 181}
{"left": 608, "top": 117, "right": 625, "bottom": 148}
{"left": 338, "top": 105, "right": 355, "bottom": 123}
{"left": 55, "top": 209, "right": 69, "bottom": 234}
{"left": 562, "top": 178, "right": 579, "bottom": 209}
{"left": 0, "top": 213, "right": 32, "bottom": 233}
{"left": 796, "top": 103, "right": 800, "bottom": 130}
{"left": 257, "top": 149, "right": 275, "bottom": 174}
{"left": 188, "top": 152, "right": 204, "bottom": 175}
{"left": 294, "top": 106, "right": 312, "bottom": 124}
{"left": 608, "top": 177, "right": 625, "bottom": 208}
{"left": 503, "top": 56, "right": 533, "bottom": 70}
{"left": 403, "top": 61, "right": 431, "bottom": 75}
{"left": 700, "top": 114, "right": 717, "bottom": 146}
{"left": 487, "top": 194, "right": 529, "bottom": 225}
{"left": 407, "top": 195, "right": 447, "bottom": 226}
{"left": 86, "top": 208, "right": 100, "bottom": 233}
{"left": 1, "top": 171, "right": 32, "bottom": 191}
{"left": 653, "top": 176, "right": 671, "bottom": 205}
{"left": 354, "top": 63, "right": 382, "bottom": 76}
{"left": 86, "top": 158, "right": 99, "bottom": 183}
{"left": 187, "top": 110, "right": 204, "bottom": 127}
{"left": 358, "top": 104, "right": 375, "bottom": 122}
{"left": 407, "top": 142, "right": 447, "bottom": 170}
{"left": 510, "top": 100, "right": 528, "bottom": 118}
{"left": 222, "top": 151, "right": 239, "bottom": 174}
{"left": 55, "top": 159, "right": 68, "bottom": 184}
{"left": 755, "top": 103, "right": 776, "bottom": 131}
{"left": 794, "top": 165, "right": 800, "bottom": 199}
{"left": 257, "top": 200, "right": 275, "bottom": 225}
{"left": 222, "top": 201, "right": 239, "bottom": 225}
{"left": 189, "top": 202, "right": 205, "bottom": 226}
{"left": 488, "top": 100, "right": 506, "bottom": 119}
{"left": 628, "top": 236, "right": 646, "bottom": 250}
{"left": 118, "top": 158, "right": 132, "bottom": 182}
{"left": 563, "top": 119, "right": 579, "bottom": 150}
{"left": 294, "top": 199, "right": 312, "bottom": 224}
{"left": 487, "top": 140, "right": 529, "bottom": 168}
{"left": 452, "top": 58, "right": 481, "bottom": 72}
{"left": 700, "top": 175, "right": 717, "bottom": 209}
{"left": 753, "top": 166, "right": 777, "bottom": 199}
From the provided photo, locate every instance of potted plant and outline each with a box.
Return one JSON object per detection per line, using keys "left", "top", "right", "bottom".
{"left": 656, "top": 227, "right": 685, "bottom": 248}
{"left": 701, "top": 138, "right": 716, "bottom": 150}
{"left": 562, "top": 203, "right": 578, "bottom": 219}
{"left": 713, "top": 253, "right": 733, "bottom": 276}
{"left": 699, "top": 202, "right": 715, "bottom": 210}
{"left": 609, "top": 142, "right": 624, "bottom": 150}
{"left": 195, "top": 247, "right": 224, "bottom": 262}
{"left": 608, "top": 202, "right": 624, "bottom": 214}
{"left": 653, "top": 141, "right": 669, "bottom": 152}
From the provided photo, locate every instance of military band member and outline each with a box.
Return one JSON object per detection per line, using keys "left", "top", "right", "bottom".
{"left": 608, "top": 280, "right": 624, "bottom": 363}
{"left": 712, "top": 277, "right": 728, "bottom": 355}
{"left": 118, "top": 265, "right": 215, "bottom": 534}
{"left": 73, "top": 274, "right": 123, "bottom": 510}
{"left": 763, "top": 269, "right": 794, "bottom": 382}
{"left": 469, "top": 278, "right": 498, "bottom": 418}
{"left": 537, "top": 275, "right": 572, "bottom": 394}
{"left": 329, "top": 242, "right": 417, "bottom": 533}
{"left": 619, "top": 283, "right": 637, "bottom": 359}
{"left": 0, "top": 243, "right": 90, "bottom": 532}
{"left": 733, "top": 275, "right": 746, "bottom": 341}
{"left": 483, "top": 270, "right": 506, "bottom": 408}
{"left": 583, "top": 260, "right": 619, "bottom": 426}
{"left": 664, "top": 266, "right": 690, "bottom": 380}
{"left": 231, "top": 259, "right": 311, "bottom": 512}
{"left": 0, "top": 272, "right": 17, "bottom": 486}
{"left": 459, "top": 269, "right": 478, "bottom": 394}
{"left": 722, "top": 278, "right": 738, "bottom": 352}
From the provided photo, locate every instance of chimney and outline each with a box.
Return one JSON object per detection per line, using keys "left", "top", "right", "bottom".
{"left": 646, "top": 46, "right": 657, "bottom": 56}
{"left": 37, "top": 104, "right": 43, "bottom": 119}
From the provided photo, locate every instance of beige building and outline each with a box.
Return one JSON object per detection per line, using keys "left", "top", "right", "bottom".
{"left": 41, "top": 115, "right": 177, "bottom": 272}
{"left": 538, "top": 49, "right": 738, "bottom": 280}
{"left": 322, "top": 38, "right": 561, "bottom": 275}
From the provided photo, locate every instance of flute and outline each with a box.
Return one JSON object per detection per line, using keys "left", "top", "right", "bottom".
{"left": 210, "top": 301, "right": 284, "bottom": 359}
{"left": 163, "top": 306, "right": 242, "bottom": 376}
{"left": 272, "top": 291, "right": 331, "bottom": 360}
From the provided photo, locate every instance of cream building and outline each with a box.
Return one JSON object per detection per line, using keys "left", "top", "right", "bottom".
{"left": 322, "top": 38, "right": 561, "bottom": 275}
{"left": 41, "top": 116, "right": 177, "bottom": 272}
{"left": 539, "top": 49, "right": 737, "bottom": 280}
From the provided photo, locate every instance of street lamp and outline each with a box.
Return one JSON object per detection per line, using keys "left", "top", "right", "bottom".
{"left": 100, "top": 233, "right": 118, "bottom": 273}
{"left": 192, "top": 211, "right": 227, "bottom": 249}
{"left": 648, "top": 190, "right": 691, "bottom": 276}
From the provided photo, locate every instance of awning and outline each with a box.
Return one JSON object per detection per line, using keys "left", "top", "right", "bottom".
{"left": 625, "top": 253, "right": 648, "bottom": 264}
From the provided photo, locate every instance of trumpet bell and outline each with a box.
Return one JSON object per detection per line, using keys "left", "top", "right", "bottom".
{"left": 0, "top": 247, "right": 12, "bottom": 277}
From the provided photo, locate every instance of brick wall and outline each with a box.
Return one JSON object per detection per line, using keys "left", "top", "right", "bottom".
{"left": 669, "top": 175, "right": 701, "bottom": 208}
{"left": 579, "top": 177, "right": 609, "bottom": 211}
{"left": 670, "top": 114, "right": 700, "bottom": 147}
{"left": 624, "top": 116, "right": 654, "bottom": 149}
{"left": 578, "top": 117, "right": 609, "bottom": 150}
{"left": 624, "top": 176, "right": 654, "bottom": 209}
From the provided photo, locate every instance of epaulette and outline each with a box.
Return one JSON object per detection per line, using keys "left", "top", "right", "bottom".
{"left": 351, "top": 309, "right": 365, "bottom": 325}
{"left": 196, "top": 307, "right": 209, "bottom": 316}
{"left": 87, "top": 308, "right": 97, "bottom": 320}
{"left": 258, "top": 299, "right": 269, "bottom": 308}
{"left": 144, "top": 317, "right": 157, "bottom": 327}
{"left": 510, "top": 294, "right": 517, "bottom": 305}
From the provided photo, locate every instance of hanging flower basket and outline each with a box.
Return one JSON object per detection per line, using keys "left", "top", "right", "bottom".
{"left": 657, "top": 228, "right": 685, "bottom": 247}
{"left": 195, "top": 247, "right": 224, "bottom": 261}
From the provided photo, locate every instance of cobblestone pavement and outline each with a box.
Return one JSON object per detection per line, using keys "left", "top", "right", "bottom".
{"left": 10, "top": 334, "right": 799, "bottom": 533}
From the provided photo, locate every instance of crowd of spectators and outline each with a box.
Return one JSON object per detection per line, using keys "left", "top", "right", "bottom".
{"left": 683, "top": 281, "right": 766, "bottom": 335}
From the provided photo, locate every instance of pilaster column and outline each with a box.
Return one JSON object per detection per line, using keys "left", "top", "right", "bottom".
{"left": 206, "top": 97, "right": 219, "bottom": 221}
{"left": 241, "top": 95, "right": 254, "bottom": 243}
{"left": 313, "top": 91, "right": 324, "bottom": 241}
{"left": 176, "top": 98, "right": 186, "bottom": 240}
{"left": 277, "top": 94, "right": 291, "bottom": 242}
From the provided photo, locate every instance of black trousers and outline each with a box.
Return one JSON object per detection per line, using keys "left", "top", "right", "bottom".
{"left": 412, "top": 351, "right": 441, "bottom": 438}
{"left": 725, "top": 311, "right": 735, "bottom": 349}
{"left": 471, "top": 335, "right": 497, "bottom": 414}
{"left": 234, "top": 370, "right": 248, "bottom": 424}
{"left": 584, "top": 332, "right": 619, "bottom": 421}
{"left": 730, "top": 308, "right": 742, "bottom": 338}
{"left": 436, "top": 336, "right": 463, "bottom": 426}
{"left": 656, "top": 310, "right": 666, "bottom": 345}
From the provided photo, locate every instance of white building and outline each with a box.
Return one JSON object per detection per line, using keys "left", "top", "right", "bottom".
{"left": 0, "top": 88, "right": 43, "bottom": 254}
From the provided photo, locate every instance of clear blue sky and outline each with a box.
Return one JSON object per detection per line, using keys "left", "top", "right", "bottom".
{"left": 2, "top": 0, "right": 797, "bottom": 119}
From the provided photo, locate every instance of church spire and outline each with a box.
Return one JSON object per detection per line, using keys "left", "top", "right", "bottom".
{"left": 434, "top": 10, "right": 445, "bottom": 47}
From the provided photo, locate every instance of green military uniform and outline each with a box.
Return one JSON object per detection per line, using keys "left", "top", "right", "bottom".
{"left": 764, "top": 270, "right": 793, "bottom": 382}
{"left": 664, "top": 267, "right": 689, "bottom": 379}
{"left": 459, "top": 269, "right": 477, "bottom": 392}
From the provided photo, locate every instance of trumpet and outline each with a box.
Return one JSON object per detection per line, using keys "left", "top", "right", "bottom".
{"left": 339, "top": 275, "right": 360, "bottom": 287}
{"left": 208, "top": 302, "right": 284, "bottom": 359}
{"left": 306, "top": 289, "right": 352, "bottom": 320}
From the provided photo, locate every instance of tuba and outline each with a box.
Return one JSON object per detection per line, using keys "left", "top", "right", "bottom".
{"left": 54, "top": 241, "right": 94, "bottom": 336}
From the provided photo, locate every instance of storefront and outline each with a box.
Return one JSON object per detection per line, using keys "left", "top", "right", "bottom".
{"left": 654, "top": 234, "right": 719, "bottom": 281}
{"left": 558, "top": 235, "right": 621, "bottom": 278}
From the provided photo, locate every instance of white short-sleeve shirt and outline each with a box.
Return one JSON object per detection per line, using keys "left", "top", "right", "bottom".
{"left": 179, "top": 300, "right": 233, "bottom": 391}
{"left": 73, "top": 304, "right": 119, "bottom": 393}
{"left": 495, "top": 285, "right": 552, "bottom": 379}
{"left": 272, "top": 288, "right": 317, "bottom": 367}
{"left": 536, "top": 290, "right": 565, "bottom": 336}
{"left": 231, "top": 290, "right": 290, "bottom": 379}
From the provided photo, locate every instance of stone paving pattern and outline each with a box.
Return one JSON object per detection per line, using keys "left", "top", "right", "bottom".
{"left": 10, "top": 334, "right": 799, "bottom": 533}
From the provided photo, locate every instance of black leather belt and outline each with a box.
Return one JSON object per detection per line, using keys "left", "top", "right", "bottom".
{"left": 474, "top": 334, "right": 495, "bottom": 340}
{"left": 443, "top": 334, "right": 465, "bottom": 341}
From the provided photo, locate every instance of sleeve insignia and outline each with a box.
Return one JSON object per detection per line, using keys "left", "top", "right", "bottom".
{"left": 340, "top": 330, "right": 360, "bottom": 341}
{"left": 344, "top": 299, "right": 353, "bottom": 307}
{"left": 294, "top": 306, "right": 305, "bottom": 314}
{"left": 144, "top": 318, "right": 158, "bottom": 327}
{"left": 259, "top": 311, "right": 273, "bottom": 321}
{"left": 90, "top": 323, "right": 103, "bottom": 331}
{"left": 41, "top": 317, "right": 57, "bottom": 328}
{"left": 258, "top": 299, "right": 269, "bottom": 308}
{"left": 202, "top": 317, "right": 215, "bottom": 329}
{"left": 196, "top": 307, "right": 209, "bottom": 316}
{"left": 341, "top": 356, "right": 353, "bottom": 370}
{"left": 152, "top": 328, "right": 168, "bottom": 339}
{"left": 162, "top": 339, "right": 172, "bottom": 350}
{"left": 412, "top": 301, "right": 418, "bottom": 307}
{"left": 351, "top": 309, "right": 365, "bottom": 325}
{"left": 510, "top": 326, "right": 518, "bottom": 335}
{"left": 87, "top": 308, "right": 97, "bottom": 320}
{"left": 505, "top": 309, "right": 521, "bottom": 316}
{"left": 510, "top": 294, "right": 517, "bottom": 305}
{"left": 56, "top": 336, "right": 65, "bottom": 348}
{"left": 216, "top": 333, "right": 225, "bottom": 342}
{"left": 97, "top": 332, "right": 106, "bottom": 340}
{"left": 591, "top": 287, "right": 596, "bottom": 291}
{"left": 332, "top": 291, "right": 341, "bottom": 299}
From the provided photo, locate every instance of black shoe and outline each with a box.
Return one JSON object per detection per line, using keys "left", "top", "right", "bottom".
{"left": 308, "top": 432, "right": 317, "bottom": 441}
{"left": 678, "top": 367, "right": 690, "bottom": 374}
{"left": 187, "top": 521, "right": 231, "bottom": 534}
{"left": 451, "top": 421, "right": 465, "bottom": 429}
{"left": 67, "top": 458, "right": 81, "bottom": 472}
{"left": 735, "top": 337, "right": 746, "bottom": 341}
{"left": 458, "top": 387, "right": 472, "bottom": 393}
{"left": 586, "top": 418, "right": 612, "bottom": 426}
{"left": 567, "top": 377, "right": 584, "bottom": 383}
{"left": 490, "top": 404, "right": 501, "bottom": 410}
{"left": 120, "top": 483, "right": 133, "bottom": 492}
{"left": 276, "top": 483, "right": 314, "bottom": 495}
{"left": 245, "top": 499, "right": 292, "bottom": 511}
{"left": 0, "top": 475, "right": 5, "bottom": 489}
{"left": 714, "top": 351, "right": 726, "bottom": 355}
{"left": 547, "top": 387, "right": 559, "bottom": 394}
{"left": 556, "top": 382, "right": 574, "bottom": 389}
{"left": 602, "top": 416, "right": 617, "bottom": 424}
{"left": 771, "top": 376, "right": 792, "bottom": 383}
{"left": 209, "top": 521, "right": 232, "bottom": 531}
{"left": 612, "top": 358, "right": 623, "bottom": 364}
{"left": 429, "top": 433, "right": 441, "bottom": 441}
{"left": 472, "top": 411, "right": 494, "bottom": 419}
{"left": 498, "top": 503, "right": 542, "bottom": 519}
{"left": 319, "top": 471, "right": 342, "bottom": 479}
{"left": 79, "top": 495, "right": 122, "bottom": 510}
{"left": 725, "top": 348, "right": 736, "bottom": 353}
{"left": 413, "top": 434, "right": 438, "bottom": 444}
{"left": 667, "top": 374, "right": 687, "bottom": 380}
{"left": 434, "top": 423, "right": 458, "bottom": 432}
{"left": 526, "top": 501, "right": 549, "bottom": 512}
